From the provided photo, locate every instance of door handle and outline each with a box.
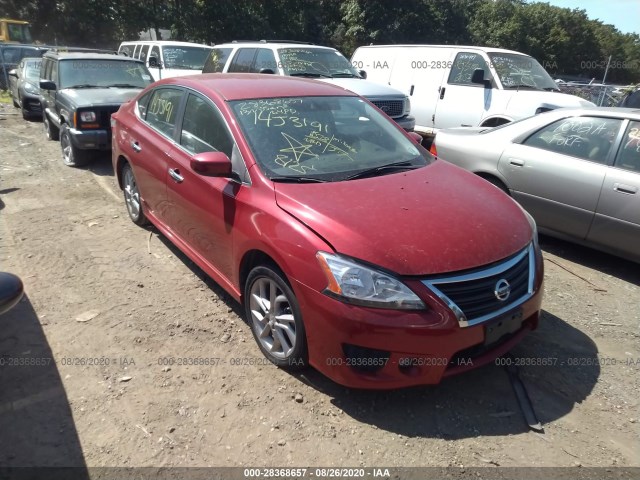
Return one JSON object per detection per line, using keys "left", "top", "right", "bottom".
{"left": 613, "top": 183, "right": 637, "bottom": 195}
{"left": 509, "top": 158, "right": 525, "bottom": 167}
{"left": 410, "top": 85, "right": 414, "bottom": 96}
{"left": 131, "top": 141, "right": 141, "bottom": 152}
{"left": 168, "top": 168, "right": 184, "bottom": 183}
{"left": 439, "top": 87, "right": 446, "bottom": 100}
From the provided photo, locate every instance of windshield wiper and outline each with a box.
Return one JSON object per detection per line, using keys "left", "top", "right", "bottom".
{"left": 108, "top": 84, "right": 144, "bottom": 88}
{"left": 344, "top": 161, "right": 421, "bottom": 181}
{"left": 270, "top": 176, "right": 328, "bottom": 183}
{"left": 331, "top": 73, "right": 361, "bottom": 78}
{"left": 289, "top": 72, "right": 332, "bottom": 79}
{"left": 66, "top": 84, "right": 102, "bottom": 89}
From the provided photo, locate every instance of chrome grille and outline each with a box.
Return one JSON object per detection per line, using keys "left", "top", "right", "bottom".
{"left": 370, "top": 100, "right": 404, "bottom": 118}
{"left": 422, "top": 245, "right": 535, "bottom": 327}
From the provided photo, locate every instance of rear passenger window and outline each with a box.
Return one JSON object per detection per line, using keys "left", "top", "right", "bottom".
{"left": 523, "top": 116, "right": 622, "bottom": 163}
{"left": 615, "top": 121, "right": 640, "bottom": 173}
{"left": 202, "top": 48, "right": 232, "bottom": 73}
{"left": 448, "top": 52, "right": 490, "bottom": 85}
{"left": 254, "top": 48, "right": 277, "bottom": 72}
{"left": 140, "top": 45, "right": 150, "bottom": 64}
{"left": 228, "top": 48, "right": 256, "bottom": 73}
{"left": 145, "top": 88, "right": 183, "bottom": 138}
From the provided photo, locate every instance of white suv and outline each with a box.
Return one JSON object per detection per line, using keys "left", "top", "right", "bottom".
{"left": 202, "top": 41, "right": 415, "bottom": 131}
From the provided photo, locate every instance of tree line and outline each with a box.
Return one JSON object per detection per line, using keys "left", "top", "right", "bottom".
{"left": 2, "top": 0, "right": 639, "bottom": 84}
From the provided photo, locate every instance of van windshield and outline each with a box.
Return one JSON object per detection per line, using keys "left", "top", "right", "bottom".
{"left": 278, "top": 48, "right": 361, "bottom": 78}
{"left": 161, "top": 46, "right": 212, "bottom": 70}
{"left": 488, "top": 53, "right": 559, "bottom": 91}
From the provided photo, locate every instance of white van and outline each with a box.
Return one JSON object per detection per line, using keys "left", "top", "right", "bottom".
{"left": 351, "top": 45, "right": 595, "bottom": 137}
{"left": 118, "top": 41, "right": 213, "bottom": 81}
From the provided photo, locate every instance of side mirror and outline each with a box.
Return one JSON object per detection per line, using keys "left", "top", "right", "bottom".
{"left": 0, "top": 272, "right": 24, "bottom": 315}
{"left": 358, "top": 69, "right": 367, "bottom": 79}
{"left": 471, "top": 68, "right": 489, "bottom": 85}
{"left": 8, "top": 69, "right": 18, "bottom": 78}
{"left": 148, "top": 56, "right": 160, "bottom": 68}
{"left": 39, "top": 80, "right": 56, "bottom": 91}
{"left": 259, "top": 68, "right": 275, "bottom": 74}
{"left": 190, "top": 151, "right": 233, "bottom": 177}
{"left": 408, "top": 132, "right": 423, "bottom": 145}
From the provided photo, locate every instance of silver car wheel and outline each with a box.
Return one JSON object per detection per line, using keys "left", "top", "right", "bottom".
{"left": 249, "top": 277, "right": 297, "bottom": 360}
{"left": 123, "top": 167, "right": 141, "bottom": 220}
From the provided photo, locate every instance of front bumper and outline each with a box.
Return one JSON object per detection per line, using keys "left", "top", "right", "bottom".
{"left": 392, "top": 115, "right": 416, "bottom": 132}
{"left": 292, "top": 248, "right": 543, "bottom": 389}
{"left": 19, "top": 90, "right": 42, "bottom": 115}
{"left": 69, "top": 127, "right": 111, "bottom": 151}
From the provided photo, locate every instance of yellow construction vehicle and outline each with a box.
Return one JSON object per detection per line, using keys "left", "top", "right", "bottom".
{"left": 0, "top": 19, "right": 32, "bottom": 43}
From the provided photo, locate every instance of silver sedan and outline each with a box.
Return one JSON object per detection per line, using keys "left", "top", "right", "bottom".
{"left": 431, "top": 108, "right": 640, "bottom": 262}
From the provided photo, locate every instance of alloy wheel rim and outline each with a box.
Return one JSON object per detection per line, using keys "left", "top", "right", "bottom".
{"left": 249, "top": 277, "right": 296, "bottom": 359}
{"left": 61, "top": 133, "right": 73, "bottom": 164}
{"left": 123, "top": 169, "right": 141, "bottom": 218}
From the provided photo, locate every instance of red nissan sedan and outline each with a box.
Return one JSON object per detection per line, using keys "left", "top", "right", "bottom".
{"left": 111, "top": 74, "right": 543, "bottom": 389}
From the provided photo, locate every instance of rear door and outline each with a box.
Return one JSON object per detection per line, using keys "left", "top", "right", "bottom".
{"left": 498, "top": 115, "right": 623, "bottom": 239}
{"left": 587, "top": 120, "right": 640, "bottom": 260}
{"left": 127, "top": 86, "right": 185, "bottom": 221}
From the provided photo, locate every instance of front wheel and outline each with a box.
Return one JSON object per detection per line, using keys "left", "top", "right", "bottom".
{"left": 121, "top": 163, "right": 148, "bottom": 226}
{"left": 43, "top": 113, "right": 59, "bottom": 141}
{"left": 244, "top": 266, "right": 308, "bottom": 370}
{"left": 60, "top": 124, "right": 90, "bottom": 167}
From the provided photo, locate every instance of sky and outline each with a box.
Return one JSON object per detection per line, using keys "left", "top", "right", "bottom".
{"left": 542, "top": 0, "right": 640, "bottom": 35}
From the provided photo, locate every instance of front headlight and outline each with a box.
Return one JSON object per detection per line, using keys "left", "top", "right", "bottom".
{"left": 316, "top": 252, "right": 425, "bottom": 310}
{"left": 403, "top": 96, "right": 411, "bottom": 116}
{"left": 80, "top": 111, "right": 97, "bottom": 122}
{"left": 24, "top": 82, "right": 38, "bottom": 94}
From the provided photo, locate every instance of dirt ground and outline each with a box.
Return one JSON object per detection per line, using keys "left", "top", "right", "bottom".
{"left": 0, "top": 102, "right": 638, "bottom": 476}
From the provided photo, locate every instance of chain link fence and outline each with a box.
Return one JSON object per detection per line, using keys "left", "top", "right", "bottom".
{"left": 556, "top": 83, "right": 631, "bottom": 107}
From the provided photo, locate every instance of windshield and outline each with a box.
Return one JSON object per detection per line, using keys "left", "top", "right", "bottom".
{"left": 161, "top": 46, "right": 212, "bottom": 70}
{"left": 488, "top": 53, "right": 559, "bottom": 91}
{"left": 24, "top": 60, "right": 41, "bottom": 81}
{"left": 59, "top": 60, "right": 153, "bottom": 89}
{"left": 230, "top": 96, "right": 429, "bottom": 182}
{"left": 278, "top": 48, "right": 360, "bottom": 77}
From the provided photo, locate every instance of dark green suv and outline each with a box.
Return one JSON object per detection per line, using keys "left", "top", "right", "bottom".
{"left": 40, "top": 50, "right": 153, "bottom": 167}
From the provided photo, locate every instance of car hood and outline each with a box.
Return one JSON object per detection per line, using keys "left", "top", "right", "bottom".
{"left": 504, "top": 90, "right": 595, "bottom": 118}
{"left": 273, "top": 161, "right": 532, "bottom": 275}
{"left": 318, "top": 77, "right": 405, "bottom": 98}
{"left": 60, "top": 87, "right": 144, "bottom": 107}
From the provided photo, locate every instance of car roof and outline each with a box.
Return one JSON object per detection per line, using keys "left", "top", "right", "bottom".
{"left": 215, "top": 42, "right": 335, "bottom": 50}
{"left": 119, "top": 40, "right": 213, "bottom": 48}
{"left": 357, "top": 45, "right": 529, "bottom": 55}
{"left": 154, "top": 73, "right": 358, "bottom": 101}
{"left": 45, "top": 52, "right": 142, "bottom": 61}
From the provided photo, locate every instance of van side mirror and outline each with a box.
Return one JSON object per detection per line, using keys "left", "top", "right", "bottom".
{"left": 148, "top": 56, "right": 160, "bottom": 69}
{"left": 471, "top": 68, "right": 488, "bottom": 85}
{"left": 358, "top": 69, "right": 367, "bottom": 79}
{"left": 39, "top": 80, "right": 56, "bottom": 91}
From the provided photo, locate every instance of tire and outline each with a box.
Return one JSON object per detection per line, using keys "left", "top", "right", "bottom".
{"left": 121, "top": 163, "right": 148, "bottom": 226}
{"left": 480, "top": 175, "right": 510, "bottom": 196}
{"left": 21, "top": 107, "right": 31, "bottom": 120}
{"left": 43, "top": 113, "right": 59, "bottom": 141}
{"left": 244, "top": 266, "right": 308, "bottom": 370}
{"left": 60, "top": 124, "right": 90, "bottom": 167}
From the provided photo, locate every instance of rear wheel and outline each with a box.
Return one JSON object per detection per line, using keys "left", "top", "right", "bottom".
{"left": 244, "top": 266, "right": 308, "bottom": 370}
{"left": 122, "top": 163, "right": 148, "bottom": 226}
{"left": 481, "top": 175, "right": 510, "bottom": 195}
{"left": 60, "top": 124, "right": 90, "bottom": 167}
{"left": 43, "top": 113, "right": 59, "bottom": 141}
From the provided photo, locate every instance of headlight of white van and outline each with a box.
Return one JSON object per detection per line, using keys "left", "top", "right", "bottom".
{"left": 316, "top": 252, "right": 425, "bottom": 310}
{"left": 403, "top": 96, "right": 411, "bottom": 116}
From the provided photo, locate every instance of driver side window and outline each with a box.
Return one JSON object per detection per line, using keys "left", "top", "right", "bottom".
{"left": 448, "top": 52, "right": 489, "bottom": 85}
